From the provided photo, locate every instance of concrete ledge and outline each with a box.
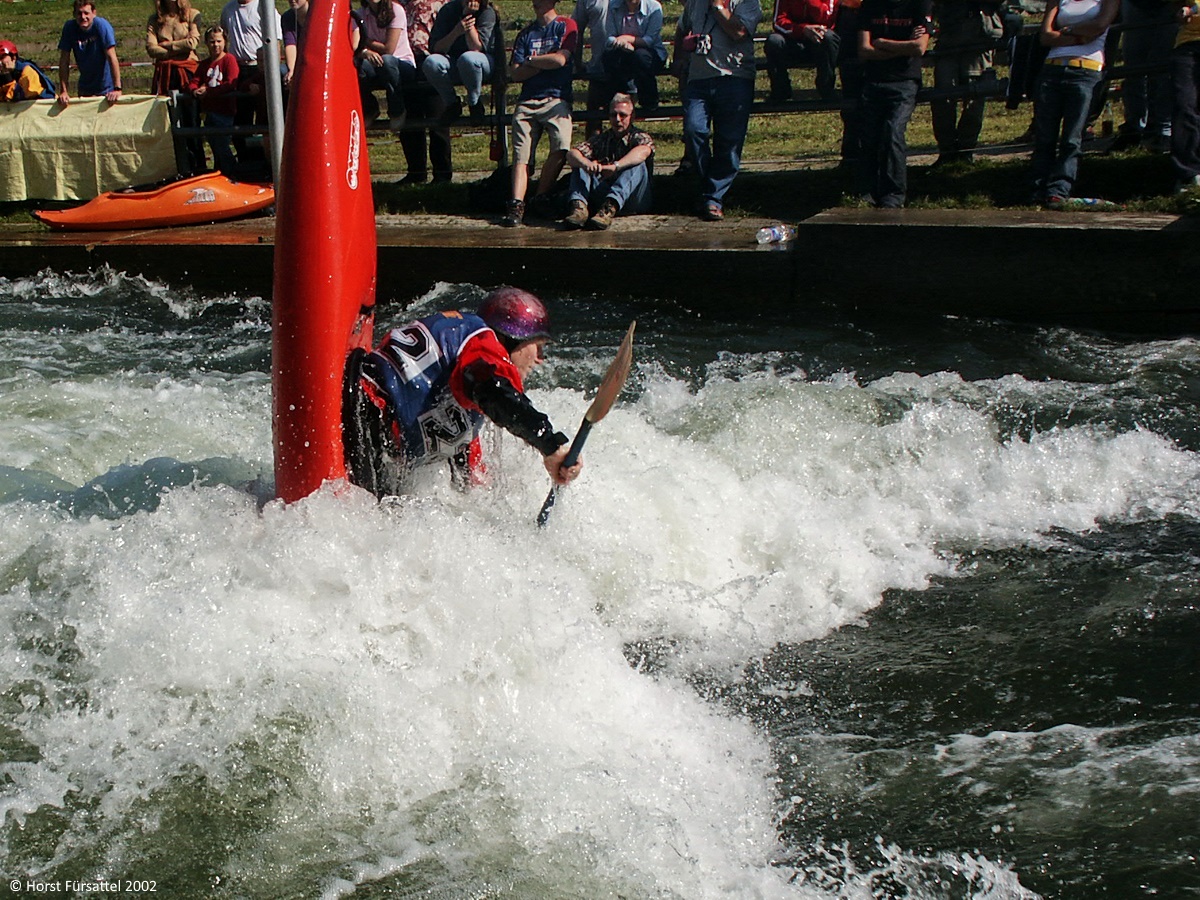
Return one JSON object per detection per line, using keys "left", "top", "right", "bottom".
{"left": 2, "top": 207, "right": 1197, "bottom": 333}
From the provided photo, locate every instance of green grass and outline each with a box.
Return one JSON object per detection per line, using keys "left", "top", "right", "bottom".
{"left": 3, "top": 0, "right": 1196, "bottom": 220}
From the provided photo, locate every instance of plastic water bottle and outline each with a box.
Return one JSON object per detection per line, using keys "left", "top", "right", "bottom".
{"left": 756, "top": 224, "right": 797, "bottom": 244}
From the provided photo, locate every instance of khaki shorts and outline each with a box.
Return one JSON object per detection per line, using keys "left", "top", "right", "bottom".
{"left": 511, "top": 96, "right": 573, "bottom": 165}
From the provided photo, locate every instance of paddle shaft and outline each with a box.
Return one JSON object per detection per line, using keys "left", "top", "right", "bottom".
{"left": 536, "top": 418, "right": 593, "bottom": 528}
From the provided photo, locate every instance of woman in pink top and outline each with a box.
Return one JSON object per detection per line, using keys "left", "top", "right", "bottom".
{"left": 352, "top": 0, "right": 417, "bottom": 129}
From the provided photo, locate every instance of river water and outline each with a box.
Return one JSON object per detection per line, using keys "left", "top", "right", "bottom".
{"left": 0, "top": 268, "right": 1197, "bottom": 899}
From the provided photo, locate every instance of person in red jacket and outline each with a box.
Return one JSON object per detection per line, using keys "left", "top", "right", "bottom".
{"left": 765, "top": 0, "right": 841, "bottom": 102}
{"left": 187, "top": 26, "right": 241, "bottom": 174}
{"left": 343, "top": 287, "right": 583, "bottom": 497}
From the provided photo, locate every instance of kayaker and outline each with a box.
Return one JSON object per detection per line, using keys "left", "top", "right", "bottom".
{"left": 0, "top": 41, "right": 57, "bottom": 102}
{"left": 342, "top": 287, "right": 583, "bottom": 497}
{"left": 56, "top": 0, "right": 124, "bottom": 107}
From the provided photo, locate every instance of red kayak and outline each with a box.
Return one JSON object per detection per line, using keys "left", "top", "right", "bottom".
{"left": 271, "top": 0, "right": 377, "bottom": 502}
{"left": 33, "top": 173, "right": 274, "bottom": 231}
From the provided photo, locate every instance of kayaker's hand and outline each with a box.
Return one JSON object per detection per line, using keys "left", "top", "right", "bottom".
{"left": 544, "top": 446, "right": 582, "bottom": 486}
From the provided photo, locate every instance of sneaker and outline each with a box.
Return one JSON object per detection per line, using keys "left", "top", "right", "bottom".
{"left": 468, "top": 101, "right": 486, "bottom": 123}
{"left": 398, "top": 172, "right": 428, "bottom": 186}
{"left": 586, "top": 199, "right": 619, "bottom": 230}
{"left": 563, "top": 199, "right": 589, "bottom": 229}
{"left": 698, "top": 200, "right": 723, "bottom": 221}
{"left": 500, "top": 199, "right": 525, "bottom": 227}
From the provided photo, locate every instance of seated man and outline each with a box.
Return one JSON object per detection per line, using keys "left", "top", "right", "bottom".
{"left": 563, "top": 92, "right": 654, "bottom": 229}
{"left": 56, "top": 0, "right": 123, "bottom": 106}
{"left": 343, "top": 287, "right": 582, "bottom": 497}
{"left": 765, "top": 0, "right": 841, "bottom": 103}
{"left": 0, "top": 41, "right": 56, "bottom": 102}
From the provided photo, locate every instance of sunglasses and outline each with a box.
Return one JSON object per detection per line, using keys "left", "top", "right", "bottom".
{"left": 0, "top": 52, "right": 14, "bottom": 59}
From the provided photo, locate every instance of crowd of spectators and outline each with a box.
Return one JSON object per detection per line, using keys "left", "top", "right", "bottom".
{"left": 4, "top": 0, "right": 1200, "bottom": 215}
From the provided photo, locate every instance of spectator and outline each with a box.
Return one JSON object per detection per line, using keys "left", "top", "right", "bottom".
{"left": 281, "top": 0, "right": 309, "bottom": 88}
{"left": 1170, "top": 0, "right": 1200, "bottom": 190}
{"left": 1109, "top": 0, "right": 1179, "bottom": 152}
{"left": 765, "top": 0, "right": 842, "bottom": 103}
{"left": 351, "top": 0, "right": 418, "bottom": 131}
{"left": 398, "top": 0, "right": 454, "bottom": 184}
{"left": 602, "top": 0, "right": 668, "bottom": 112}
{"left": 501, "top": 0, "right": 578, "bottom": 227}
{"left": 0, "top": 41, "right": 56, "bottom": 102}
{"left": 146, "top": 0, "right": 201, "bottom": 95}
{"left": 563, "top": 92, "right": 654, "bottom": 228}
{"left": 574, "top": 0, "right": 616, "bottom": 128}
{"left": 856, "top": 0, "right": 932, "bottom": 208}
{"left": 424, "top": 0, "right": 500, "bottom": 121}
{"left": 56, "top": 0, "right": 122, "bottom": 108}
{"left": 930, "top": 0, "right": 1004, "bottom": 165}
{"left": 187, "top": 25, "right": 240, "bottom": 175}
{"left": 677, "top": 0, "right": 763, "bottom": 221}
{"left": 221, "top": 0, "right": 281, "bottom": 162}
{"left": 1030, "top": 0, "right": 1120, "bottom": 206}
{"left": 835, "top": 0, "right": 864, "bottom": 168}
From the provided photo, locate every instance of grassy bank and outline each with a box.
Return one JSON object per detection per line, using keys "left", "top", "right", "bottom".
{"left": 2, "top": 0, "right": 1193, "bottom": 219}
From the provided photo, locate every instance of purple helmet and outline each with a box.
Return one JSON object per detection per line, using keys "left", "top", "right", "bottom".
{"left": 478, "top": 287, "right": 551, "bottom": 347}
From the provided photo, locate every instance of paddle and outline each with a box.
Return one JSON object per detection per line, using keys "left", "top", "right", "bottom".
{"left": 537, "top": 321, "right": 636, "bottom": 528}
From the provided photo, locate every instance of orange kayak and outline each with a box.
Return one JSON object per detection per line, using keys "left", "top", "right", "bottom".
{"left": 34, "top": 173, "right": 274, "bottom": 231}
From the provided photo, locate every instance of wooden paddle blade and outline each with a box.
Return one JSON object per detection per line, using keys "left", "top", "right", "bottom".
{"left": 583, "top": 321, "right": 636, "bottom": 425}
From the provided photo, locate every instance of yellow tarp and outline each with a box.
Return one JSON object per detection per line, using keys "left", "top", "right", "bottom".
{"left": 0, "top": 95, "right": 178, "bottom": 201}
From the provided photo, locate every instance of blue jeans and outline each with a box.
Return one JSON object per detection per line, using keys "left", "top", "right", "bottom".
{"left": 422, "top": 51, "right": 493, "bottom": 107}
{"left": 857, "top": 78, "right": 919, "bottom": 207}
{"left": 567, "top": 162, "right": 652, "bottom": 213}
{"left": 1172, "top": 42, "right": 1200, "bottom": 180}
{"left": 204, "top": 111, "right": 237, "bottom": 175}
{"left": 1031, "top": 64, "right": 1103, "bottom": 201}
{"left": 682, "top": 75, "right": 754, "bottom": 209}
{"left": 357, "top": 55, "right": 417, "bottom": 119}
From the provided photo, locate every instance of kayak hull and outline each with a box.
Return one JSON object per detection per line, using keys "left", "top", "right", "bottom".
{"left": 34, "top": 174, "right": 274, "bottom": 231}
{"left": 271, "top": 0, "right": 377, "bottom": 502}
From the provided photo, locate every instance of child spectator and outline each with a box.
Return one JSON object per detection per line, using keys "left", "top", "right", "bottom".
{"left": 501, "top": 0, "right": 578, "bottom": 226}
{"left": 188, "top": 25, "right": 240, "bottom": 175}
{"left": 146, "top": 0, "right": 201, "bottom": 95}
{"left": 57, "top": 0, "right": 123, "bottom": 107}
{"left": 0, "top": 41, "right": 56, "bottom": 102}
{"left": 856, "top": 0, "right": 932, "bottom": 208}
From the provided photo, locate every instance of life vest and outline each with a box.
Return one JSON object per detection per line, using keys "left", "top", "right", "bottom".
{"left": 8, "top": 58, "right": 57, "bottom": 101}
{"left": 357, "top": 311, "right": 490, "bottom": 467}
